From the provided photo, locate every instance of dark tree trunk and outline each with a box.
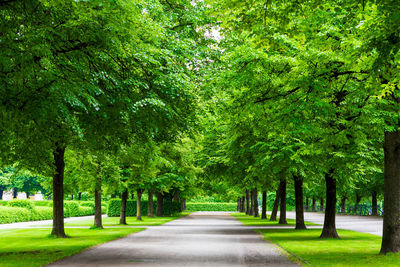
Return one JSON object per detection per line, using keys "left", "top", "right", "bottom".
{"left": 156, "top": 192, "right": 163, "bottom": 217}
{"left": 261, "top": 191, "right": 267, "bottom": 219}
{"left": 312, "top": 198, "right": 316, "bottom": 212}
{"left": 119, "top": 189, "right": 128, "bottom": 225}
{"left": 0, "top": 189, "right": 3, "bottom": 200}
{"left": 294, "top": 175, "right": 307, "bottom": 230}
{"left": 355, "top": 194, "right": 362, "bottom": 215}
{"left": 26, "top": 192, "right": 30, "bottom": 198}
{"left": 239, "top": 196, "right": 244, "bottom": 212}
{"left": 381, "top": 131, "right": 400, "bottom": 254}
{"left": 237, "top": 197, "right": 240, "bottom": 211}
{"left": 372, "top": 191, "right": 378, "bottom": 216}
{"left": 320, "top": 171, "right": 339, "bottom": 238}
{"left": 270, "top": 188, "right": 280, "bottom": 221}
{"left": 250, "top": 189, "right": 255, "bottom": 216}
{"left": 340, "top": 197, "right": 346, "bottom": 213}
{"left": 51, "top": 144, "right": 66, "bottom": 238}
{"left": 131, "top": 192, "right": 135, "bottom": 199}
{"left": 305, "top": 197, "right": 309, "bottom": 211}
{"left": 245, "top": 190, "right": 250, "bottom": 215}
{"left": 182, "top": 198, "right": 186, "bottom": 211}
{"left": 173, "top": 191, "right": 179, "bottom": 202}
{"left": 320, "top": 197, "right": 324, "bottom": 211}
{"left": 13, "top": 188, "right": 17, "bottom": 199}
{"left": 78, "top": 192, "right": 82, "bottom": 200}
{"left": 94, "top": 188, "right": 103, "bottom": 228}
{"left": 253, "top": 188, "right": 259, "bottom": 217}
{"left": 137, "top": 189, "right": 143, "bottom": 221}
{"left": 279, "top": 179, "right": 287, "bottom": 224}
{"left": 148, "top": 189, "right": 154, "bottom": 217}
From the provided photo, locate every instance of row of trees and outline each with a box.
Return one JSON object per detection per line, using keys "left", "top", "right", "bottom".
{"left": 199, "top": 0, "right": 400, "bottom": 255}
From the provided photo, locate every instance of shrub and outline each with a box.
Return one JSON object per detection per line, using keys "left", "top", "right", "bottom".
{"left": 7, "top": 199, "right": 35, "bottom": 210}
{"left": 78, "top": 206, "right": 93, "bottom": 216}
{"left": 64, "top": 201, "right": 80, "bottom": 217}
{"left": 80, "top": 201, "right": 95, "bottom": 209}
{"left": 33, "top": 206, "right": 53, "bottom": 220}
{"left": 0, "top": 200, "right": 7, "bottom": 206}
{"left": 33, "top": 200, "right": 51, "bottom": 206}
{"left": 0, "top": 206, "right": 32, "bottom": 224}
{"left": 186, "top": 202, "right": 237, "bottom": 212}
{"left": 107, "top": 199, "right": 182, "bottom": 217}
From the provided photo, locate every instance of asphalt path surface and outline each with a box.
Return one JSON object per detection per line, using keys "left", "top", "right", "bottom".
{"left": 49, "top": 212, "right": 298, "bottom": 267}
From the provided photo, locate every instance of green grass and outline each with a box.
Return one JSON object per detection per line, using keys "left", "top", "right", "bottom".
{"left": 256, "top": 228, "right": 400, "bottom": 266}
{"left": 231, "top": 212, "right": 320, "bottom": 226}
{"left": 0, "top": 227, "right": 144, "bottom": 267}
{"left": 62, "top": 213, "right": 190, "bottom": 227}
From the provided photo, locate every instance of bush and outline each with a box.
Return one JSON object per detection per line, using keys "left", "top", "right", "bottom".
{"left": 107, "top": 199, "right": 182, "bottom": 217}
{"left": 186, "top": 202, "right": 237, "bottom": 211}
{"left": 0, "top": 206, "right": 32, "bottom": 224}
{"left": 64, "top": 201, "right": 80, "bottom": 217}
{"left": 33, "top": 200, "right": 52, "bottom": 206}
{"left": 7, "top": 199, "right": 35, "bottom": 210}
{"left": 78, "top": 206, "right": 93, "bottom": 216}
{"left": 0, "top": 200, "right": 7, "bottom": 206}
{"left": 33, "top": 206, "right": 53, "bottom": 220}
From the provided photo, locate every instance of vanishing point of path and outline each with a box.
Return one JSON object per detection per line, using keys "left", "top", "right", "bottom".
{"left": 49, "top": 212, "right": 298, "bottom": 267}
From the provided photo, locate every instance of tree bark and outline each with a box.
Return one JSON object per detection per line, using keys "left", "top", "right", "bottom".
{"left": 94, "top": 188, "right": 103, "bottom": 228}
{"left": 137, "top": 189, "right": 143, "bottom": 221}
{"left": 250, "top": 189, "right": 255, "bottom": 216}
{"left": 270, "top": 188, "right": 280, "bottom": 221}
{"left": 13, "top": 188, "right": 17, "bottom": 199}
{"left": 320, "top": 171, "right": 339, "bottom": 238}
{"left": 312, "top": 198, "right": 316, "bottom": 212}
{"left": 119, "top": 189, "right": 128, "bottom": 225}
{"left": 294, "top": 175, "right": 307, "bottom": 230}
{"left": 261, "top": 191, "right": 267, "bottom": 219}
{"left": 0, "top": 189, "right": 3, "bottom": 200}
{"left": 320, "top": 197, "right": 324, "bottom": 211}
{"left": 372, "top": 191, "right": 378, "bottom": 216}
{"left": 245, "top": 190, "right": 250, "bottom": 215}
{"left": 279, "top": 179, "right": 287, "bottom": 224}
{"left": 355, "top": 194, "right": 362, "bottom": 215}
{"left": 240, "top": 196, "right": 245, "bottom": 212}
{"left": 148, "top": 189, "right": 154, "bottom": 217}
{"left": 182, "top": 198, "right": 186, "bottom": 211}
{"left": 78, "top": 192, "right": 82, "bottom": 200}
{"left": 381, "top": 131, "right": 400, "bottom": 254}
{"left": 51, "top": 144, "right": 66, "bottom": 238}
{"left": 340, "top": 197, "right": 346, "bottom": 213}
{"left": 156, "top": 192, "right": 163, "bottom": 217}
{"left": 305, "top": 197, "right": 309, "bottom": 211}
{"left": 237, "top": 197, "right": 240, "bottom": 211}
{"left": 253, "top": 188, "right": 259, "bottom": 217}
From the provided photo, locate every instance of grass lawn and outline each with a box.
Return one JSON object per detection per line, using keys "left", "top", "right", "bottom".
{"left": 231, "top": 212, "right": 320, "bottom": 226}
{"left": 0, "top": 227, "right": 144, "bottom": 267}
{"left": 257, "top": 228, "right": 400, "bottom": 266}
{"left": 62, "top": 214, "right": 189, "bottom": 227}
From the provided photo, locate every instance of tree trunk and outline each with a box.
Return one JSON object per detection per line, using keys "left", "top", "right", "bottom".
{"left": 51, "top": 144, "right": 66, "bottom": 238}
{"left": 13, "top": 188, "right": 17, "bottom": 199}
{"left": 173, "top": 191, "right": 180, "bottom": 202}
{"left": 94, "top": 188, "right": 103, "bottom": 228}
{"left": 294, "top": 175, "right": 307, "bottom": 230}
{"left": 137, "top": 189, "right": 143, "bottom": 221}
{"left": 253, "top": 188, "right": 259, "bottom": 217}
{"left": 355, "top": 194, "right": 362, "bottom": 215}
{"left": 279, "top": 179, "right": 287, "bottom": 224}
{"left": 250, "top": 189, "right": 255, "bottom": 216}
{"left": 26, "top": 192, "right": 30, "bottom": 198}
{"left": 305, "top": 197, "right": 309, "bottom": 211}
{"left": 312, "top": 198, "right": 316, "bottom": 212}
{"left": 372, "top": 191, "right": 378, "bottom": 216}
{"left": 78, "top": 192, "right": 82, "bottom": 200}
{"left": 320, "top": 197, "right": 324, "bottom": 211}
{"left": 237, "top": 197, "right": 240, "bottom": 211}
{"left": 270, "top": 188, "right": 280, "bottom": 221}
{"left": 245, "top": 190, "right": 250, "bottom": 215}
{"left": 340, "top": 197, "right": 346, "bottom": 213}
{"left": 381, "top": 131, "right": 400, "bottom": 254}
{"left": 156, "top": 192, "right": 163, "bottom": 217}
{"left": 148, "top": 189, "right": 154, "bottom": 217}
{"left": 182, "top": 198, "right": 186, "bottom": 211}
{"left": 131, "top": 192, "right": 135, "bottom": 199}
{"left": 119, "top": 189, "right": 128, "bottom": 225}
{"left": 0, "top": 189, "right": 3, "bottom": 200}
{"left": 261, "top": 191, "right": 267, "bottom": 219}
{"left": 240, "top": 196, "right": 245, "bottom": 212}
{"left": 320, "top": 171, "right": 339, "bottom": 238}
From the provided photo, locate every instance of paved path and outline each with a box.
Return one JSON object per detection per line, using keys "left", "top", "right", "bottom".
{"left": 49, "top": 212, "right": 297, "bottom": 267}
{"left": 285, "top": 211, "right": 383, "bottom": 236}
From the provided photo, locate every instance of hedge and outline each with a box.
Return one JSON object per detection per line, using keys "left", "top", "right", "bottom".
{"left": 186, "top": 202, "right": 237, "bottom": 211}
{"left": 7, "top": 199, "right": 35, "bottom": 210}
{"left": 107, "top": 199, "right": 182, "bottom": 217}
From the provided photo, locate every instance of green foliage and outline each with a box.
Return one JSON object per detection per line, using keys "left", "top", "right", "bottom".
{"left": 6, "top": 200, "right": 34, "bottom": 210}
{"left": 186, "top": 202, "right": 237, "bottom": 211}
{"left": 107, "top": 199, "right": 181, "bottom": 217}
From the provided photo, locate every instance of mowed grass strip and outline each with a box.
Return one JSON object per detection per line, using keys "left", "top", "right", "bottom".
{"left": 0, "top": 227, "right": 143, "bottom": 267}
{"left": 256, "top": 228, "right": 400, "bottom": 267}
{"left": 231, "top": 212, "right": 320, "bottom": 226}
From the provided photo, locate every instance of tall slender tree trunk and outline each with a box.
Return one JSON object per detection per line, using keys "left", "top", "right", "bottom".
{"left": 182, "top": 198, "right": 186, "bottom": 211}
{"left": 372, "top": 191, "right": 378, "bottom": 216}
{"left": 340, "top": 197, "right": 346, "bottom": 213}
{"left": 0, "top": 189, "right": 3, "bottom": 200}
{"left": 320, "top": 171, "right": 339, "bottom": 238}
{"left": 320, "top": 197, "right": 324, "bottom": 211}
{"left": 253, "top": 188, "right": 259, "bottom": 217}
{"left": 78, "top": 192, "right": 82, "bottom": 200}
{"left": 294, "top": 175, "right": 306, "bottom": 229}
{"left": 240, "top": 196, "right": 245, "bottom": 212}
{"left": 279, "top": 179, "right": 287, "bottom": 224}
{"left": 312, "top": 198, "right": 316, "bottom": 212}
{"left": 305, "top": 197, "right": 309, "bottom": 211}
{"left": 156, "top": 192, "right": 163, "bottom": 217}
{"left": 148, "top": 189, "right": 154, "bottom": 217}
{"left": 137, "top": 189, "right": 143, "bottom": 221}
{"left": 13, "top": 188, "right": 17, "bottom": 199}
{"left": 355, "top": 194, "right": 362, "bottom": 215}
{"left": 245, "top": 190, "right": 250, "bottom": 215}
{"left": 119, "top": 189, "right": 128, "bottom": 225}
{"left": 237, "top": 197, "right": 240, "bottom": 211}
{"left": 94, "top": 163, "right": 103, "bottom": 228}
{"left": 381, "top": 131, "right": 400, "bottom": 254}
{"left": 51, "top": 144, "right": 66, "bottom": 238}
{"left": 261, "top": 191, "right": 267, "bottom": 219}
{"left": 250, "top": 189, "right": 255, "bottom": 216}
{"left": 270, "top": 188, "right": 280, "bottom": 221}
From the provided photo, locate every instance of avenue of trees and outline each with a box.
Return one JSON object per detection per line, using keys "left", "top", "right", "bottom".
{"left": 1, "top": 0, "right": 400, "bottom": 258}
